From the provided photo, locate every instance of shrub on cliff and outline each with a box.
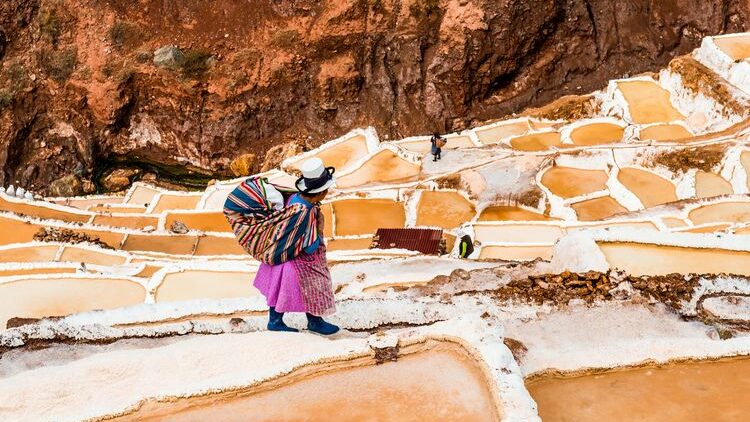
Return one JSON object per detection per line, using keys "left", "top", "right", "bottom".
{"left": 181, "top": 49, "right": 213, "bottom": 79}
{"left": 39, "top": 47, "right": 77, "bottom": 83}
{"left": 108, "top": 20, "right": 140, "bottom": 51}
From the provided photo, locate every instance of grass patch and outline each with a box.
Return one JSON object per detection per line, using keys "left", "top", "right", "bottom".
{"left": 0, "top": 89, "right": 13, "bottom": 109}
{"left": 272, "top": 29, "right": 300, "bottom": 49}
{"left": 108, "top": 20, "right": 140, "bottom": 50}
{"left": 181, "top": 49, "right": 212, "bottom": 79}
{"left": 39, "top": 5, "right": 60, "bottom": 42}
{"left": 39, "top": 47, "right": 77, "bottom": 83}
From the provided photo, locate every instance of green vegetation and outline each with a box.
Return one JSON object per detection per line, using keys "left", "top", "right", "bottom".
{"left": 0, "top": 89, "right": 13, "bottom": 109}
{"left": 181, "top": 49, "right": 213, "bottom": 79}
{"left": 39, "top": 47, "right": 77, "bottom": 83}
{"left": 108, "top": 20, "right": 140, "bottom": 50}
{"left": 272, "top": 29, "right": 300, "bottom": 49}
{"left": 39, "top": 5, "right": 60, "bottom": 43}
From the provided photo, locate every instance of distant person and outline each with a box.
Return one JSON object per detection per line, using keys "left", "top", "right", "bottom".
{"left": 224, "top": 157, "right": 339, "bottom": 335}
{"left": 458, "top": 233, "right": 474, "bottom": 258}
{"left": 430, "top": 132, "right": 447, "bottom": 162}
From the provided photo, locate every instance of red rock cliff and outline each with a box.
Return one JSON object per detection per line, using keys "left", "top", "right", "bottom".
{"left": 0, "top": 0, "right": 747, "bottom": 194}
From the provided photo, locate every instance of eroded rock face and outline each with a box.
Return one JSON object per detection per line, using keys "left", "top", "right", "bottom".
{"left": 0, "top": 0, "right": 747, "bottom": 194}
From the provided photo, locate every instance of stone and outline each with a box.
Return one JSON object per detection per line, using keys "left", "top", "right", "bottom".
{"left": 229, "top": 153, "right": 257, "bottom": 176}
{"left": 153, "top": 45, "right": 185, "bottom": 70}
{"left": 102, "top": 168, "right": 140, "bottom": 192}
{"left": 261, "top": 140, "right": 304, "bottom": 172}
{"left": 81, "top": 179, "right": 96, "bottom": 194}
{"left": 48, "top": 175, "right": 82, "bottom": 197}
{"left": 170, "top": 220, "right": 189, "bottom": 234}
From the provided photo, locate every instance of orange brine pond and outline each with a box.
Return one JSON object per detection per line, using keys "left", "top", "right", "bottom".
{"left": 527, "top": 357, "right": 750, "bottom": 422}
{"left": 149, "top": 194, "right": 202, "bottom": 214}
{"left": 688, "top": 201, "right": 750, "bottom": 225}
{"left": 0, "top": 195, "right": 91, "bottom": 224}
{"left": 639, "top": 124, "right": 693, "bottom": 142}
{"left": 475, "top": 120, "right": 530, "bottom": 145}
{"left": 479, "top": 245, "right": 553, "bottom": 260}
{"left": 154, "top": 270, "right": 259, "bottom": 303}
{"left": 164, "top": 211, "right": 230, "bottom": 233}
{"left": 712, "top": 34, "right": 750, "bottom": 60}
{"left": 292, "top": 134, "right": 369, "bottom": 172}
{"left": 694, "top": 171, "right": 733, "bottom": 199}
{"left": 90, "top": 214, "right": 160, "bottom": 230}
{"left": 335, "top": 150, "right": 421, "bottom": 189}
{"left": 540, "top": 167, "right": 609, "bottom": 198}
{"left": 0, "top": 276, "right": 146, "bottom": 329}
{"left": 416, "top": 191, "right": 476, "bottom": 229}
{"left": 571, "top": 196, "right": 628, "bottom": 221}
{"left": 126, "top": 185, "right": 160, "bottom": 206}
{"left": 0, "top": 216, "right": 42, "bottom": 246}
{"left": 478, "top": 206, "right": 557, "bottom": 222}
{"left": 569, "top": 123, "right": 624, "bottom": 146}
{"left": 616, "top": 167, "right": 677, "bottom": 208}
{"left": 331, "top": 199, "right": 405, "bottom": 236}
{"left": 509, "top": 132, "right": 562, "bottom": 151}
{"left": 598, "top": 242, "right": 750, "bottom": 276}
{"left": 0, "top": 244, "right": 60, "bottom": 263}
{"left": 58, "top": 246, "right": 127, "bottom": 266}
{"left": 325, "top": 237, "right": 374, "bottom": 251}
{"left": 742, "top": 151, "right": 750, "bottom": 190}
{"left": 616, "top": 80, "right": 685, "bottom": 124}
{"left": 110, "top": 343, "right": 501, "bottom": 422}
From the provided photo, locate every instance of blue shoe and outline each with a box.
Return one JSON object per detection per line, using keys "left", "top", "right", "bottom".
{"left": 306, "top": 313, "right": 340, "bottom": 335}
{"left": 267, "top": 307, "right": 298, "bottom": 332}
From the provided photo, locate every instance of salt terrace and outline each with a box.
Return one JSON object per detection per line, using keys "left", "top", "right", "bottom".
{"left": 5, "top": 33, "right": 750, "bottom": 421}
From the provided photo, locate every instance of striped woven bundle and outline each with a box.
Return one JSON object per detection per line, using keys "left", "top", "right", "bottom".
{"left": 224, "top": 178, "right": 318, "bottom": 265}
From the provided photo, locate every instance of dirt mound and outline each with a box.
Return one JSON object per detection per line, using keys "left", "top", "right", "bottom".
{"left": 497, "top": 271, "right": 615, "bottom": 304}
{"left": 33, "top": 227, "right": 114, "bottom": 249}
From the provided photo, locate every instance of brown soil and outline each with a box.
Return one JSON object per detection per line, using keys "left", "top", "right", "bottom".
{"left": 0, "top": 1, "right": 747, "bottom": 193}
{"left": 33, "top": 227, "right": 114, "bottom": 249}
{"left": 521, "top": 94, "right": 598, "bottom": 121}
{"left": 668, "top": 55, "right": 750, "bottom": 116}
{"left": 649, "top": 144, "right": 727, "bottom": 174}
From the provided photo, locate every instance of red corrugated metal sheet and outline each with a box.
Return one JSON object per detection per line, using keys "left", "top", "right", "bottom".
{"left": 371, "top": 228, "right": 444, "bottom": 255}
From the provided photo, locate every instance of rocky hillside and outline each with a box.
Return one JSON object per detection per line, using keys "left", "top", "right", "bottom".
{"left": 0, "top": 0, "right": 747, "bottom": 195}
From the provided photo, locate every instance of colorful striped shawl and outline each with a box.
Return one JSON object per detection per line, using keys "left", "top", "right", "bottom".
{"left": 224, "top": 178, "right": 318, "bottom": 265}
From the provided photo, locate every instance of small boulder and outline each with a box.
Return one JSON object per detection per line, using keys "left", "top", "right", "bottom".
{"left": 229, "top": 153, "right": 257, "bottom": 176}
{"left": 102, "top": 168, "right": 140, "bottom": 192}
{"left": 153, "top": 45, "right": 185, "bottom": 70}
{"left": 48, "top": 175, "right": 82, "bottom": 197}
{"left": 170, "top": 220, "right": 189, "bottom": 234}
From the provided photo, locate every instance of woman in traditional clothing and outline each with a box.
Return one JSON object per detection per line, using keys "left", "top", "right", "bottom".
{"left": 252, "top": 158, "right": 339, "bottom": 335}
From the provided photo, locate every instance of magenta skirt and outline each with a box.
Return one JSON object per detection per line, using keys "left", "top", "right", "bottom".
{"left": 253, "top": 246, "right": 336, "bottom": 316}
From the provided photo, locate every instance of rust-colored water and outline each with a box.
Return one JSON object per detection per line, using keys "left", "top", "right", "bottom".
{"left": 476, "top": 120, "right": 530, "bottom": 144}
{"left": 307, "top": 135, "right": 369, "bottom": 171}
{"left": 164, "top": 212, "right": 230, "bottom": 232}
{"left": 336, "top": 150, "right": 421, "bottom": 189}
{"left": 617, "top": 167, "right": 677, "bottom": 208}
{"left": 639, "top": 124, "right": 692, "bottom": 142}
{"left": 713, "top": 35, "right": 750, "bottom": 60}
{"left": 571, "top": 197, "right": 627, "bottom": 221}
{"left": 154, "top": 270, "right": 259, "bottom": 303}
{"left": 478, "top": 206, "right": 557, "bottom": 222}
{"left": 332, "top": 199, "right": 405, "bottom": 236}
{"left": 0, "top": 277, "right": 146, "bottom": 329}
{"left": 694, "top": 171, "right": 733, "bottom": 199}
{"left": 541, "top": 167, "right": 609, "bottom": 199}
{"left": 599, "top": 242, "right": 750, "bottom": 276}
{"left": 688, "top": 202, "right": 750, "bottom": 225}
{"left": 416, "top": 191, "right": 476, "bottom": 229}
{"left": 113, "top": 345, "right": 501, "bottom": 422}
{"left": 569, "top": 123, "right": 623, "bottom": 146}
{"left": 528, "top": 357, "right": 750, "bottom": 422}
{"left": 617, "top": 81, "right": 684, "bottom": 124}
{"left": 90, "top": 214, "right": 160, "bottom": 230}
{"left": 149, "top": 195, "right": 201, "bottom": 214}
{"left": 509, "top": 132, "right": 562, "bottom": 151}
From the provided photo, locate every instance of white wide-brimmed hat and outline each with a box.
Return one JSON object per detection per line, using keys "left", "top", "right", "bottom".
{"left": 295, "top": 157, "right": 336, "bottom": 194}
